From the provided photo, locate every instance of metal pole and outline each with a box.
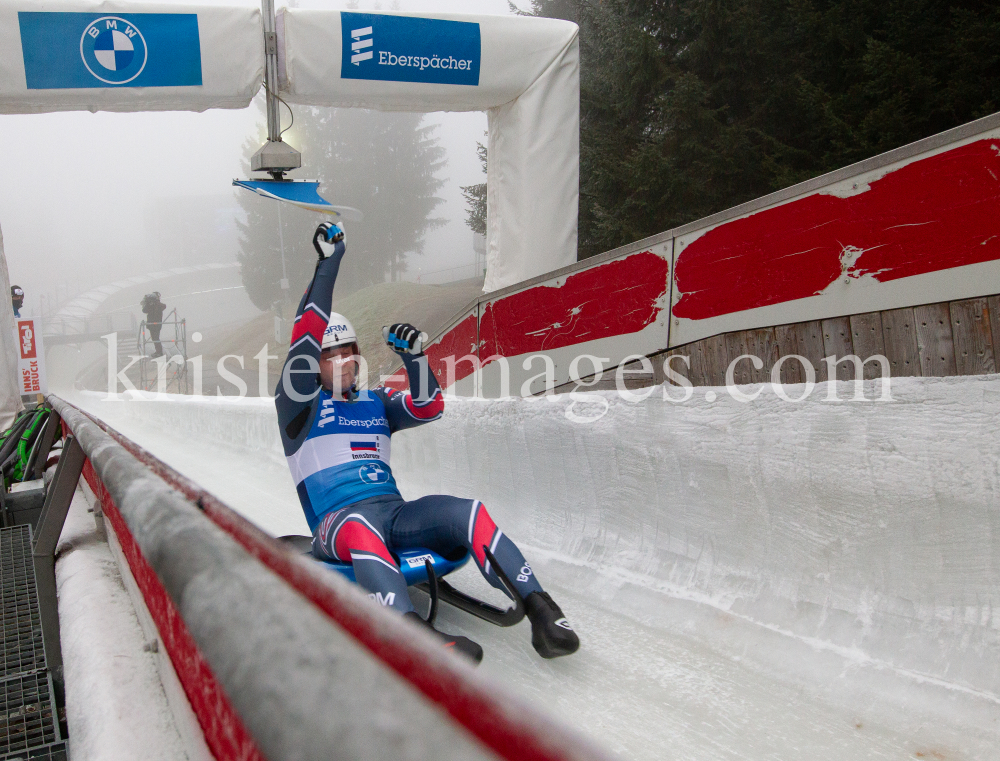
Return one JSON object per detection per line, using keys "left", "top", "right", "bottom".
{"left": 249, "top": 0, "right": 301, "bottom": 176}
{"left": 24, "top": 409, "right": 59, "bottom": 482}
{"left": 139, "top": 319, "right": 149, "bottom": 390}
{"left": 262, "top": 0, "right": 280, "bottom": 142}
{"left": 278, "top": 200, "right": 288, "bottom": 285}
{"left": 32, "top": 434, "right": 86, "bottom": 681}
{"left": 181, "top": 318, "right": 188, "bottom": 395}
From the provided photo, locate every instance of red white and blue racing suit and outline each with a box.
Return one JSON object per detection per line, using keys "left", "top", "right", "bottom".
{"left": 275, "top": 248, "right": 543, "bottom": 612}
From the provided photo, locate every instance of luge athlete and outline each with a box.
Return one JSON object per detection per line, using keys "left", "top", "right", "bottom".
{"left": 275, "top": 222, "right": 580, "bottom": 662}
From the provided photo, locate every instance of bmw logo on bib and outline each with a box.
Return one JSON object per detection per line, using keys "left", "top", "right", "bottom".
{"left": 359, "top": 463, "right": 389, "bottom": 484}
{"left": 80, "top": 17, "right": 147, "bottom": 85}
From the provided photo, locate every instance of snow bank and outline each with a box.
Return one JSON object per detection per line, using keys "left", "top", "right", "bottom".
{"left": 55, "top": 489, "right": 192, "bottom": 760}
{"left": 77, "top": 375, "right": 1000, "bottom": 700}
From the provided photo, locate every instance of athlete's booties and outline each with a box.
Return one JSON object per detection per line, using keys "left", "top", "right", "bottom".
{"left": 524, "top": 591, "right": 580, "bottom": 658}
{"left": 404, "top": 611, "right": 484, "bottom": 664}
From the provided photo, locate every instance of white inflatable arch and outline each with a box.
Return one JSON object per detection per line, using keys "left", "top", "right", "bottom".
{"left": 276, "top": 8, "right": 580, "bottom": 293}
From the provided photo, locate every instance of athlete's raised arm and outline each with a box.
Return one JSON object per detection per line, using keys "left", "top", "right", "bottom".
{"left": 275, "top": 222, "right": 346, "bottom": 456}
{"left": 378, "top": 323, "right": 444, "bottom": 433}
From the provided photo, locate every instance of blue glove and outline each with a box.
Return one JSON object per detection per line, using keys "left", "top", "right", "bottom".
{"left": 313, "top": 222, "right": 345, "bottom": 260}
{"left": 383, "top": 323, "right": 428, "bottom": 355}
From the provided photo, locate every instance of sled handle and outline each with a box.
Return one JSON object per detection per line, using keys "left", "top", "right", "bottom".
{"left": 482, "top": 545, "right": 527, "bottom": 624}
{"left": 423, "top": 558, "right": 439, "bottom": 626}
{"left": 413, "top": 546, "right": 527, "bottom": 627}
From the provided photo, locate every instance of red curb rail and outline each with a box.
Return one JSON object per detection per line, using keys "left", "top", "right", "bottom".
{"left": 57, "top": 397, "right": 614, "bottom": 761}
{"left": 64, "top": 421, "right": 263, "bottom": 761}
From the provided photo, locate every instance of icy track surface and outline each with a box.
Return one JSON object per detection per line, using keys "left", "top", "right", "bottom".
{"left": 71, "top": 377, "right": 1000, "bottom": 760}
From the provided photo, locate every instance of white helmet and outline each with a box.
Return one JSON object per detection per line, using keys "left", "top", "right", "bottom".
{"left": 321, "top": 312, "right": 358, "bottom": 351}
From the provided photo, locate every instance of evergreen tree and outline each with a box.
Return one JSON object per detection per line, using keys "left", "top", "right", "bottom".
{"left": 460, "top": 137, "right": 488, "bottom": 236}
{"left": 525, "top": 0, "right": 1000, "bottom": 257}
{"left": 236, "top": 105, "right": 446, "bottom": 311}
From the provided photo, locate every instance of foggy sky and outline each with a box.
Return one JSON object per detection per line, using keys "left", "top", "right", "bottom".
{"left": 0, "top": 0, "right": 517, "bottom": 317}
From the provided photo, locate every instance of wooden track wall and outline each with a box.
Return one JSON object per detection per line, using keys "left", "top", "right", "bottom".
{"left": 555, "top": 295, "right": 1000, "bottom": 391}
{"left": 663, "top": 295, "right": 1000, "bottom": 386}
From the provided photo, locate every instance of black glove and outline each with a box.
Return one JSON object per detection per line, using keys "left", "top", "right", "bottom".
{"left": 382, "top": 323, "right": 428, "bottom": 355}
{"left": 313, "top": 222, "right": 345, "bottom": 260}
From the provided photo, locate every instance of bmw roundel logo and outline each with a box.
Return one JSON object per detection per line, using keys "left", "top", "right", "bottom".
{"left": 80, "top": 17, "right": 147, "bottom": 85}
{"left": 358, "top": 463, "right": 389, "bottom": 484}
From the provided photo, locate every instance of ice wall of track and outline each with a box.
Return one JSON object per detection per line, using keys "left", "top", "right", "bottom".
{"left": 390, "top": 377, "right": 1000, "bottom": 697}
{"left": 86, "top": 375, "right": 1000, "bottom": 698}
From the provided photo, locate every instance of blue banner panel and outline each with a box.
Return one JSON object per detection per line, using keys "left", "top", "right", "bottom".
{"left": 18, "top": 12, "right": 202, "bottom": 89}
{"left": 340, "top": 12, "right": 480, "bottom": 87}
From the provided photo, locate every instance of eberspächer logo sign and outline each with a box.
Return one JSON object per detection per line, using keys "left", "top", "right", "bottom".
{"left": 340, "top": 12, "right": 481, "bottom": 87}
{"left": 80, "top": 17, "right": 147, "bottom": 85}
